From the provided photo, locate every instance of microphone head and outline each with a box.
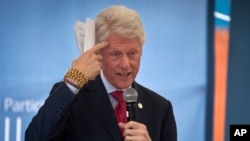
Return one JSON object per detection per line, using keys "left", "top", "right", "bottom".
{"left": 123, "top": 88, "right": 138, "bottom": 103}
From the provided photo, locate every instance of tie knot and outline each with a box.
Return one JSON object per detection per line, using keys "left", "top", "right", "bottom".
{"left": 111, "top": 90, "right": 124, "bottom": 102}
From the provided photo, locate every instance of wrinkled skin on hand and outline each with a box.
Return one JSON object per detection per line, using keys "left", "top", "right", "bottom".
{"left": 119, "top": 121, "right": 152, "bottom": 141}
{"left": 71, "top": 41, "right": 109, "bottom": 80}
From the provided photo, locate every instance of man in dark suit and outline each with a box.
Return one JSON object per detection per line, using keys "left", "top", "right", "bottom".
{"left": 25, "top": 5, "right": 177, "bottom": 141}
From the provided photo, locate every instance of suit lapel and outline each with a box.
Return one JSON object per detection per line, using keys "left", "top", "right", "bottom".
{"left": 132, "top": 82, "right": 146, "bottom": 123}
{"left": 84, "top": 76, "right": 123, "bottom": 141}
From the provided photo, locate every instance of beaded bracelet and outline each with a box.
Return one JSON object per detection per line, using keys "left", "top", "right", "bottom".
{"left": 64, "top": 68, "right": 88, "bottom": 89}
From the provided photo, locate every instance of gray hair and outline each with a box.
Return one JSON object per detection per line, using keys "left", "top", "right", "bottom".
{"left": 95, "top": 5, "right": 145, "bottom": 45}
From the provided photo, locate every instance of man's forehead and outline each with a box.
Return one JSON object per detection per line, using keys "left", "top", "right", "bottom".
{"left": 108, "top": 34, "right": 135, "bottom": 42}
{"left": 108, "top": 35, "right": 140, "bottom": 46}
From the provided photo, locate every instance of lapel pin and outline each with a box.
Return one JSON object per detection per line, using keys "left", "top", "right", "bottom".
{"left": 138, "top": 103, "right": 143, "bottom": 109}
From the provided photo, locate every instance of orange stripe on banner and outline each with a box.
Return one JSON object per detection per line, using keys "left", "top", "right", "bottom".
{"left": 213, "top": 29, "right": 229, "bottom": 141}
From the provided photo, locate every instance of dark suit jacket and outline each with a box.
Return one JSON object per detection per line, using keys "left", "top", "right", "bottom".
{"left": 25, "top": 75, "right": 177, "bottom": 141}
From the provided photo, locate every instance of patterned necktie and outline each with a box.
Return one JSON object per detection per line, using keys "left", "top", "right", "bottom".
{"left": 111, "top": 90, "right": 127, "bottom": 129}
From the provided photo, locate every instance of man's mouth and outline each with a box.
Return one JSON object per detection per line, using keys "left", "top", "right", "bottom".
{"left": 117, "top": 72, "right": 131, "bottom": 78}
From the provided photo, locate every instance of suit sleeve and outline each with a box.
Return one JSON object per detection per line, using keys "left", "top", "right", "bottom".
{"left": 160, "top": 101, "right": 177, "bottom": 141}
{"left": 25, "top": 82, "right": 76, "bottom": 141}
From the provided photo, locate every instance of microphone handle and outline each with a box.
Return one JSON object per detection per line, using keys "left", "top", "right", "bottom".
{"left": 126, "top": 102, "right": 136, "bottom": 121}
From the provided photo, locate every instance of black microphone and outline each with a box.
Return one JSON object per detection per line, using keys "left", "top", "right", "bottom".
{"left": 123, "top": 88, "right": 138, "bottom": 121}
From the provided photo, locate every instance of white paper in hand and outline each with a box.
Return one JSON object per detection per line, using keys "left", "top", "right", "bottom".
{"left": 74, "top": 18, "right": 95, "bottom": 54}
{"left": 74, "top": 21, "right": 85, "bottom": 54}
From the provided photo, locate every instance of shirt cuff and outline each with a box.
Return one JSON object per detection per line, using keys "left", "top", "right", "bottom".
{"left": 65, "top": 82, "right": 80, "bottom": 94}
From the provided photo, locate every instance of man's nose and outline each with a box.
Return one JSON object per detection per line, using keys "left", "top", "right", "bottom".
{"left": 119, "top": 55, "right": 130, "bottom": 69}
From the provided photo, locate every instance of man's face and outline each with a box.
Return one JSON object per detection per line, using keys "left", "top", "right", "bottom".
{"left": 101, "top": 33, "right": 142, "bottom": 89}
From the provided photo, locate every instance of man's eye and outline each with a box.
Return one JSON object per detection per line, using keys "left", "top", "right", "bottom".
{"left": 109, "top": 52, "right": 121, "bottom": 59}
{"left": 128, "top": 52, "right": 137, "bottom": 58}
{"left": 111, "top": 52, "right": 120, "bottom": 56}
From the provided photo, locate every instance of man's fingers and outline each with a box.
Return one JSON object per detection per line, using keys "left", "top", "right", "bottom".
{"left": 124, "top": 121, "right": 147, "bottom": 130}
{"left": 118, "top": 123, "right": 125, "bottom": 129}
{"left": 91, "top": 41, "right": 109, "bottom": 53}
